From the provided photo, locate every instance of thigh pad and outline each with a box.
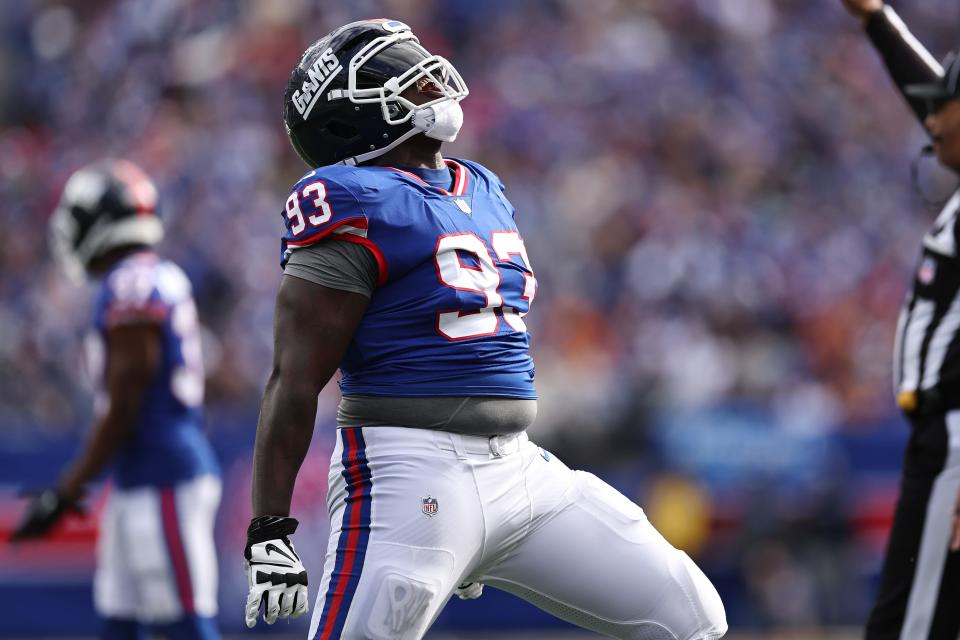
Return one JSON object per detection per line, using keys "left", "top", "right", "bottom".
{"left": 365, "top": 571, "right": 440, "bottom": 640}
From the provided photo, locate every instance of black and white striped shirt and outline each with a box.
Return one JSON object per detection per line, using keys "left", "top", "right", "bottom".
{"left": 894, "top": 190, "right": 960, "bottom": 410}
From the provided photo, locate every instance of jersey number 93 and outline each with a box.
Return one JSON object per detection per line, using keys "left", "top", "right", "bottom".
{"left": 434, "top": 232, "right": 536, "bottom": 340}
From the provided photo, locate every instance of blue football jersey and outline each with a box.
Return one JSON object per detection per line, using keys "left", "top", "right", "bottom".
{"left": 91, "top": 252, "right": 218, "bottom": 488}
{"left": 280, "top": 158, "right": 537, "bottom": 398}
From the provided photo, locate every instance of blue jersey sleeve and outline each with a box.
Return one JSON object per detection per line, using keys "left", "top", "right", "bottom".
{"left": 96, "top": 257, "right": 171, "bottom": 329}
{"left": 279, "top": 169, "right": 387, "bottom": 284}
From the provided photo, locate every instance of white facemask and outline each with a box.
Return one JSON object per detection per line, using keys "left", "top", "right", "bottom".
{"left": 412, "top": 98, "right": 464, "bottom": 142}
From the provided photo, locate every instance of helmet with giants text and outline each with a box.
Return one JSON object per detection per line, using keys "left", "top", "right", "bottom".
{"left": 283, "top": 19, "right": 468, "bottom": 167}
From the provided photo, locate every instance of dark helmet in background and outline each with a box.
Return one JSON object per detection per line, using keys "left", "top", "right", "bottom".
{"left": 283, "top": 19, "right": 468, "bottom": 168}
{"left": 49, "top": 159, "right": 162, "bottom": 281}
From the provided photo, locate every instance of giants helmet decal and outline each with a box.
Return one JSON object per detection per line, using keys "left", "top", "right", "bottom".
{"left": 49, "top": 159, "right": 163, "bottom": 281}
{"left": 283, "top": 19, "right": 468, "bottom": 168}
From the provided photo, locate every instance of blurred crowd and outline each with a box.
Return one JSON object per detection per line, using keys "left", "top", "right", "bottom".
{"left": 2, "top": 0, "right": 956, "bottom": 437}
{"left": 3, "top": 0, "right": 960, "bottom": 630}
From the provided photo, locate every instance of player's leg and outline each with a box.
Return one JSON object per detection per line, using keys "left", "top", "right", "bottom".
{"left": 95, "top": 490, "right": 147, "bottom": 640}
{"left": 117, "top": 477, "right": 221, "bottom": 640}
{"left": 155, "top": 475, "right": 222, "bottom": 640}
{"left": 478, "top": 443, "right": 726, "bottom": 640}
{"left": 866, "top": 410, "right": 960, "bottom": 640}
{"left": 307, "top": 426, "right": 483, "bottom": 640}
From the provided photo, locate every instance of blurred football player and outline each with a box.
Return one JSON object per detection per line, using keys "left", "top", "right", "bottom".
{"left": 841, "top": 1, "right": 960, "bottom": 638}
{"left": 243, "top": 19, "right": 727, "bottom": 640}
{"left": 13, "top": 160, "right": 221, "bottom": 640}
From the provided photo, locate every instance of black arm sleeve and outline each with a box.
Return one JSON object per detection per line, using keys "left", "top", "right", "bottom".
{"left": 865, "top": 5, "right": 943, "bottom": 124}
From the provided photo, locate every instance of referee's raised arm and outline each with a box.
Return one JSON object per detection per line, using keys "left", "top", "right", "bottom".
{"left": 842, "top": 0, "right": 944, "bottom": 124}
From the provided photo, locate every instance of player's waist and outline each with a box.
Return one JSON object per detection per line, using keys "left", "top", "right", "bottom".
{"left": 115, "top": 429, "right": 218, "bottom": 487}
{"left": 337, "top": 395, "right": 536, "bottom": 436}
{"left": 333, "top": 425, "right": 531, "bottom": 462}
{"left": 896, "top": 382, "right": 960, "bottom": 418}
{"left": 339, "top": 367, "right": 536, "bottom": 398}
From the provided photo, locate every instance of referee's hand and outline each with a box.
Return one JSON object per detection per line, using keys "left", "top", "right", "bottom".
{"left": 840, "top": 0, "right": 883, "bottom": 23}
{"left": 951, "top": 490, "right": 960, "bottom": 552}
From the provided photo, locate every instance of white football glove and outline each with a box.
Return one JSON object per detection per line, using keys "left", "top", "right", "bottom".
{"left": 244, "top": 516, "right": 309, "bottom": 627}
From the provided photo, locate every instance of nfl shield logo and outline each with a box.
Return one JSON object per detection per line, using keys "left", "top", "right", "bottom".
{"left": 919, "top": 256, "right": 937, "bottom": 284}
{"left": 421, "top": 496, "right": 439, "bottom": 517}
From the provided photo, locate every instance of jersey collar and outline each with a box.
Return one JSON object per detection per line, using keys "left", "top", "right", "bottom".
{"left": 386, "top": 159, "right": 469, "bottom": 196}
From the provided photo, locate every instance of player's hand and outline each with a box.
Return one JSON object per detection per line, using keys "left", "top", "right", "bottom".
{"left": 840, "top": 0, "right": 883, "bottom": 22}
{"left": 244, "top": 516, "right": 309, "bottom": 627}
{"left": 11, "top": 489, "right": 83, "bottom": 542}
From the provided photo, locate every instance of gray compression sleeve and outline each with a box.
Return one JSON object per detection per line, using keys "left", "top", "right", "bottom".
{"left": 283, "top": 240, "right": 377, "bottom": 297}
{"left": 338, "top": 395, "right": 538, "bottom": 436}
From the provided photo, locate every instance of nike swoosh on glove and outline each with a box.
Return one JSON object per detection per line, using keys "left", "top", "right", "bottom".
{"left": 244, "top": 515, "right": 309, "bottom": 627}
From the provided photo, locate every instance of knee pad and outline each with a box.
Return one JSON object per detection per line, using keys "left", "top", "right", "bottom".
{"left": 365, "top": 572, "right": 440, "bottom": 640}
{"left": 313, "top": 542, "right": 454, "bottom": 640}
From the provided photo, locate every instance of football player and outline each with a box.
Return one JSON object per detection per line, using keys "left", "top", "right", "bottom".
{"left": 244, "top": 19, "right": 727, "bottom": 640}
{"left": 14, "top": 160, "right": 222, "bottom": 640}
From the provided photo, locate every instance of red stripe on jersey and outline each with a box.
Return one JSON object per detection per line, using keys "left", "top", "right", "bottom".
{"left": 104, "top": 302, "right": 169, "bottom": 328}
{"left": 387, "top": 162, "right": 470, "bottom": 196}
{"left": 386, "top": 167, "right": 450, "bottom": 195}
{"left": 286, "top": 217, "right": 369, "bottom": 247}
{"left": 445, "top": 160, "right": 468, "bottom": 196}
{"left": 331, "top": 235, "right": 389, "bottom": 287}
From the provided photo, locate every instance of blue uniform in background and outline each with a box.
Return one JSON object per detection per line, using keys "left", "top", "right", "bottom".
{"left": 90, "top": 251, "right": 220, "bottom": 640}
{"left": 279, "top": 158, "right": 538, "bottom": 399}
{"left": 93, "top": 253, "right": 219, "bottom": 487}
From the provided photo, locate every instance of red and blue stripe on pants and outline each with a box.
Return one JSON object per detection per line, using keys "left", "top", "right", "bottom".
{"left": 160, "top": 487, "right": 195, "bottom": 616}
{"left": 315, "top": 427, "right": 373, "bottom": 640}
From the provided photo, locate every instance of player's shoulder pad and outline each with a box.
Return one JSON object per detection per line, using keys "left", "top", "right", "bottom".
{"left": 452, "top": 158, "right": 507, "bottom": 194}
{"left": 282, "top": 166, "right": 374, "bottom": 250}
{"left": 453, "top": 158, "right": 515, "bottom": 217}
{"left": 99, "top": 254, "right": 189, "bottom": 327}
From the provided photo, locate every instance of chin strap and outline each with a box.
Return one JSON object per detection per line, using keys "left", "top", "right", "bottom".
{"left": 340, "top": 99, "right": 463, "bottom": 167}
{"left": 340, "top": 126, "right": 423, "bottom": 166}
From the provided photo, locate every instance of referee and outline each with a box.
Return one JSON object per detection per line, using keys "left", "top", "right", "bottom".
{"left": 841, "top": 1, "right": 960, "bottom": 638}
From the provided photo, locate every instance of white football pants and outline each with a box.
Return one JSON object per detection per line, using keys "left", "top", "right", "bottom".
{"left": 308, "top": 427, "right": 726, "bottom": 640}
{"left": 94, "top": 474, "right": 221, "bottom": 623}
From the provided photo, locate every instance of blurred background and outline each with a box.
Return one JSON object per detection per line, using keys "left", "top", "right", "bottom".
{"left": 2, "top": 0, "right": 960, "bottom": 637}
